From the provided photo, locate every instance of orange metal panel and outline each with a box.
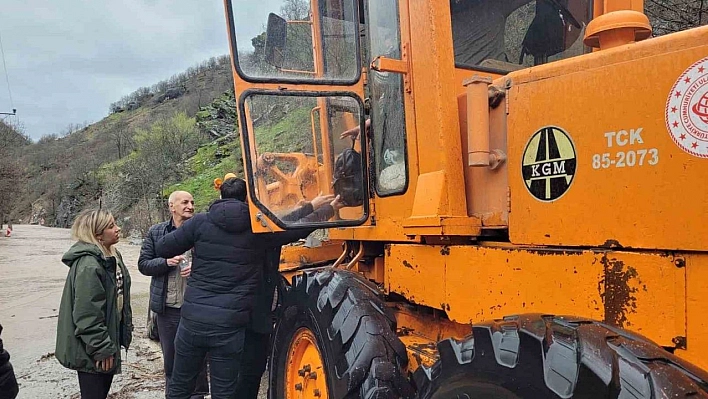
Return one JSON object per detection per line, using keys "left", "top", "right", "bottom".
{"left": 407, "top": 0, "right": 468, "bottom": 218}
{"left": 403, "top": 171, "right": 482, "bottom": 236}
{"left": 459, "top": 87, "right": 509, "bottom": 227}
{"left": 385, "top": 244, "right": 688, "bottom": 352}
{"left": 372, "top": 57, "right": 408, "bottom": 74}
{"left": 507, "top": 26, "right": 708, "bottom": 251}
{"left": 386, "top": 245, "right": 446, "bottom": 308}
{"left": 602, "top": 0, "right": 643, "bottom": 13}
{"left": 680, "top": 253, "right": 708, "bottom": 367}
{"left": 393, "top": 304, "right": 472, "bottom": 342}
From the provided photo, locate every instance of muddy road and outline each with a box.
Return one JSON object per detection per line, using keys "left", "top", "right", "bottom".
{"left": 0, "top": 225, "right": 267, "bottom": 398}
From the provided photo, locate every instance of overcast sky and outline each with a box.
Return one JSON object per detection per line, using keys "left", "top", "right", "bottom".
{"left": 0, "top": 0, "right": 282, "bottom": 141}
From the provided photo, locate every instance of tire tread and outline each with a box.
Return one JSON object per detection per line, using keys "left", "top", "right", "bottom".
{"left": 415, "top": 314, "right": 708, "bottom": 399}
{"left": 298, "top": 270, "right": 414, "bottom": 399}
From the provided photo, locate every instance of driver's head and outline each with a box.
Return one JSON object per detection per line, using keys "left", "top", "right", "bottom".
{"left": 220, "top": 178, "right": 247, "bottom": 202}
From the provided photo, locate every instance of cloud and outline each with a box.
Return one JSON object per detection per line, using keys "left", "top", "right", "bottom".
{"left": 0, "top": 0, "right": 234, "bottom": 139}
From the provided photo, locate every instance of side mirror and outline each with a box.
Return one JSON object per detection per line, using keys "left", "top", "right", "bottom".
{"left": 265, "top": 13, "right": 287, "bottom": 68}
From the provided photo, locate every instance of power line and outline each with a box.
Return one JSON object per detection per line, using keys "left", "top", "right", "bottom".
{"left": 0, "top": 28, "right": 15, "bottom": 115}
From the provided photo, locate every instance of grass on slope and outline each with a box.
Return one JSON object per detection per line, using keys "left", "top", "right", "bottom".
{"left": 253, "top": 106, "right": 312, "bottom": 154}
{"left": 165, "top": 141, "right": 243, "bottom": 211}
{"left": 165, "top": 104, "right": 312, "bottom": 211}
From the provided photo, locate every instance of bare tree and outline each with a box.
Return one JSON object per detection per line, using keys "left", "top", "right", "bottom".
{"left": 281, "top": 0, "right": 309, "bottom": 20}
{"left": 104, "top": 112, "right": 206, "bottom": 228}
{"left": 646, "top": 0, "right": 708, "bottom": 36}
{"left": 109, "top": 127, "right": 134, "bottom": 159}
{"left": 0, "top": 120, "right": 29, "bottom": 221}
{"left": 0, "top": 120, "right": 29, "bottom": 151}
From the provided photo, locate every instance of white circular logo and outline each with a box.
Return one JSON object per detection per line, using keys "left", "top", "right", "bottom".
{"left": 666, "top": 56, "right": 708, "bottom": 158}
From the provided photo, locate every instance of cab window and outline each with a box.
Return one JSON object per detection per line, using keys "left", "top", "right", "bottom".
{"left": 241, "top": 92, "right": 367, "bottom": 227}
{"left": 367, "top": 0, "right": 408, "bottom": 195}
{"left": 228, "top": 0, "right": 360, "bottom": 83}
{"left": 450, "top": 0, "right": 592, "bottom": 71}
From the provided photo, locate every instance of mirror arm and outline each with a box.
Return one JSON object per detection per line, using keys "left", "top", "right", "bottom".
{"left": 371, "top": 56, "right": 407, "bottom": 74}
{"left": 370, "top": 44, "right": 412, "bottom": 93}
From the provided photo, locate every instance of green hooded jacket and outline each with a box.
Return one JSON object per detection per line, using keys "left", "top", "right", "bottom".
{"left": 55, "top": 242, "right": 133, "bottom": 374}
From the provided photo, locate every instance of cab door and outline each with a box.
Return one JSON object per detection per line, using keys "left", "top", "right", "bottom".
{"left": 225, "top": 0, "right": 368, "bottom": 231}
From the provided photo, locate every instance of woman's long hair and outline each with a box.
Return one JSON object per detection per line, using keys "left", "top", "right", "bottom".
{"left": 71, "top": 209, "right": 117, "bottom": 257}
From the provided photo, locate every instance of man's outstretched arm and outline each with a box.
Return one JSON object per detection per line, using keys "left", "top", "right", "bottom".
{"left": 156, "top": 216, "right": 199, "bottom": 258}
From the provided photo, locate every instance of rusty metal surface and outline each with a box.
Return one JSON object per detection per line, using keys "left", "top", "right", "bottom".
{"left": 385, "top": 244, "right": 689, "bottom": 357}
{"left": 598, "top": 256, "right": 639, "bottom": 327}
{"left": 682, "top": 253, "right": 708, "bottom": 367}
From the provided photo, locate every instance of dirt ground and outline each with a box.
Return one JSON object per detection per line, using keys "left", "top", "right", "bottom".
{"left": 0, "top": 224, "right": 267, "bottom": 399}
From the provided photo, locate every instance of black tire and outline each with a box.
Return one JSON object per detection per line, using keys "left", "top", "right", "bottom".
{"left": 269, "top": 269, "right": 414, "bottom": 399}
{"left": 414, "top": 314, "right": 708, "bottom": 399}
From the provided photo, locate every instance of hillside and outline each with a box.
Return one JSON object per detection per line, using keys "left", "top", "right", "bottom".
{"left": 0, "top": 120, "right": 31, "bottom": 223}
{"left": 12, "top": 55, "right": 238, "bottom": 234}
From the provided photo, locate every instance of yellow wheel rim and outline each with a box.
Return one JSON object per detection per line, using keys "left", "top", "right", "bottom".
{"left": 285, "top": 327, "right": 329, "bottom": 399}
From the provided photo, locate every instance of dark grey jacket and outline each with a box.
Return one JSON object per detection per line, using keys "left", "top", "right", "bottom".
{"left": 138, "top": 220, "right": 176, "bottom": 314}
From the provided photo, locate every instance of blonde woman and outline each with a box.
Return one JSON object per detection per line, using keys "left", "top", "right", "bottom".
{"left": 56, "top": 209, "right": 133, "bottom": 399}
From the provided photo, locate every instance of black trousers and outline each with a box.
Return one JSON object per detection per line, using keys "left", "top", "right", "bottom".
{"left": 156, "top": 306, "right": 209, "bottom": 398}
{"left": 234, "top": 329, "right": 270, "bottom": 399}
{"left": 168, "top": 323, "right": 245, "bottom": 399}
{"left": 77, "top": 371, "right": 113, "bottom": 399}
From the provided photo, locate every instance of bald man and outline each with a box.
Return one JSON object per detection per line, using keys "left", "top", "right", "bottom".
{"left": 139, "top": 191, "right": 209, "bottom": 399}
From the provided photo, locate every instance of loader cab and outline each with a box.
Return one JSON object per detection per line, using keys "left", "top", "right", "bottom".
{"left": 224, "top": 0, "right": 591, "bottom": 232}
{"left": 226, "top": 0, "right": 411, "bottom": 231}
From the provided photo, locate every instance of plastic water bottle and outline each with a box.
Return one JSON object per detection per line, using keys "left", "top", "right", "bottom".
{"left": 179, "top": 251, "right": 191, "bottom": 271}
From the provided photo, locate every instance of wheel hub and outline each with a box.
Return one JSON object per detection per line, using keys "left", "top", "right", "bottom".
{"left": 285, "top": 327, "right": 329, "bottom": 399}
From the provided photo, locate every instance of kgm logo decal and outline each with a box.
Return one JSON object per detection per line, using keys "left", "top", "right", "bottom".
{"left": 522, "top": 126, "right": 577, "bottom": 202}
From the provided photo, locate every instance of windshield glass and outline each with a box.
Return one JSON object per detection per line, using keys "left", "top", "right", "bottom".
{"left": 367, "top": 0, "right": 407, "bottom": 195}
{"left": 241, "top": 92, "right": 367, "bottom": 227}
{"left": 228, "top": 0, "right": 360, "bottom": 82}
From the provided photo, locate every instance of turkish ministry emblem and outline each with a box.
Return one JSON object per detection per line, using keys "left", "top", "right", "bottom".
{"left": 666, "top": 56, "right": 708, "bottom": 158}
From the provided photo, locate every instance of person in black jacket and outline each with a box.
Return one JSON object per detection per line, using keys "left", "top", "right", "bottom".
{"left": 155, "top": 178, "right": 314, "bottom": 399}
{"left": 138, "top": 190, "right": 208, "bottom": 398}
{"left": 234, "top": 194, "right": 343, "bottom": 398}
{"left": 0, "top": 323, "right": 19, "bottom": 399}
